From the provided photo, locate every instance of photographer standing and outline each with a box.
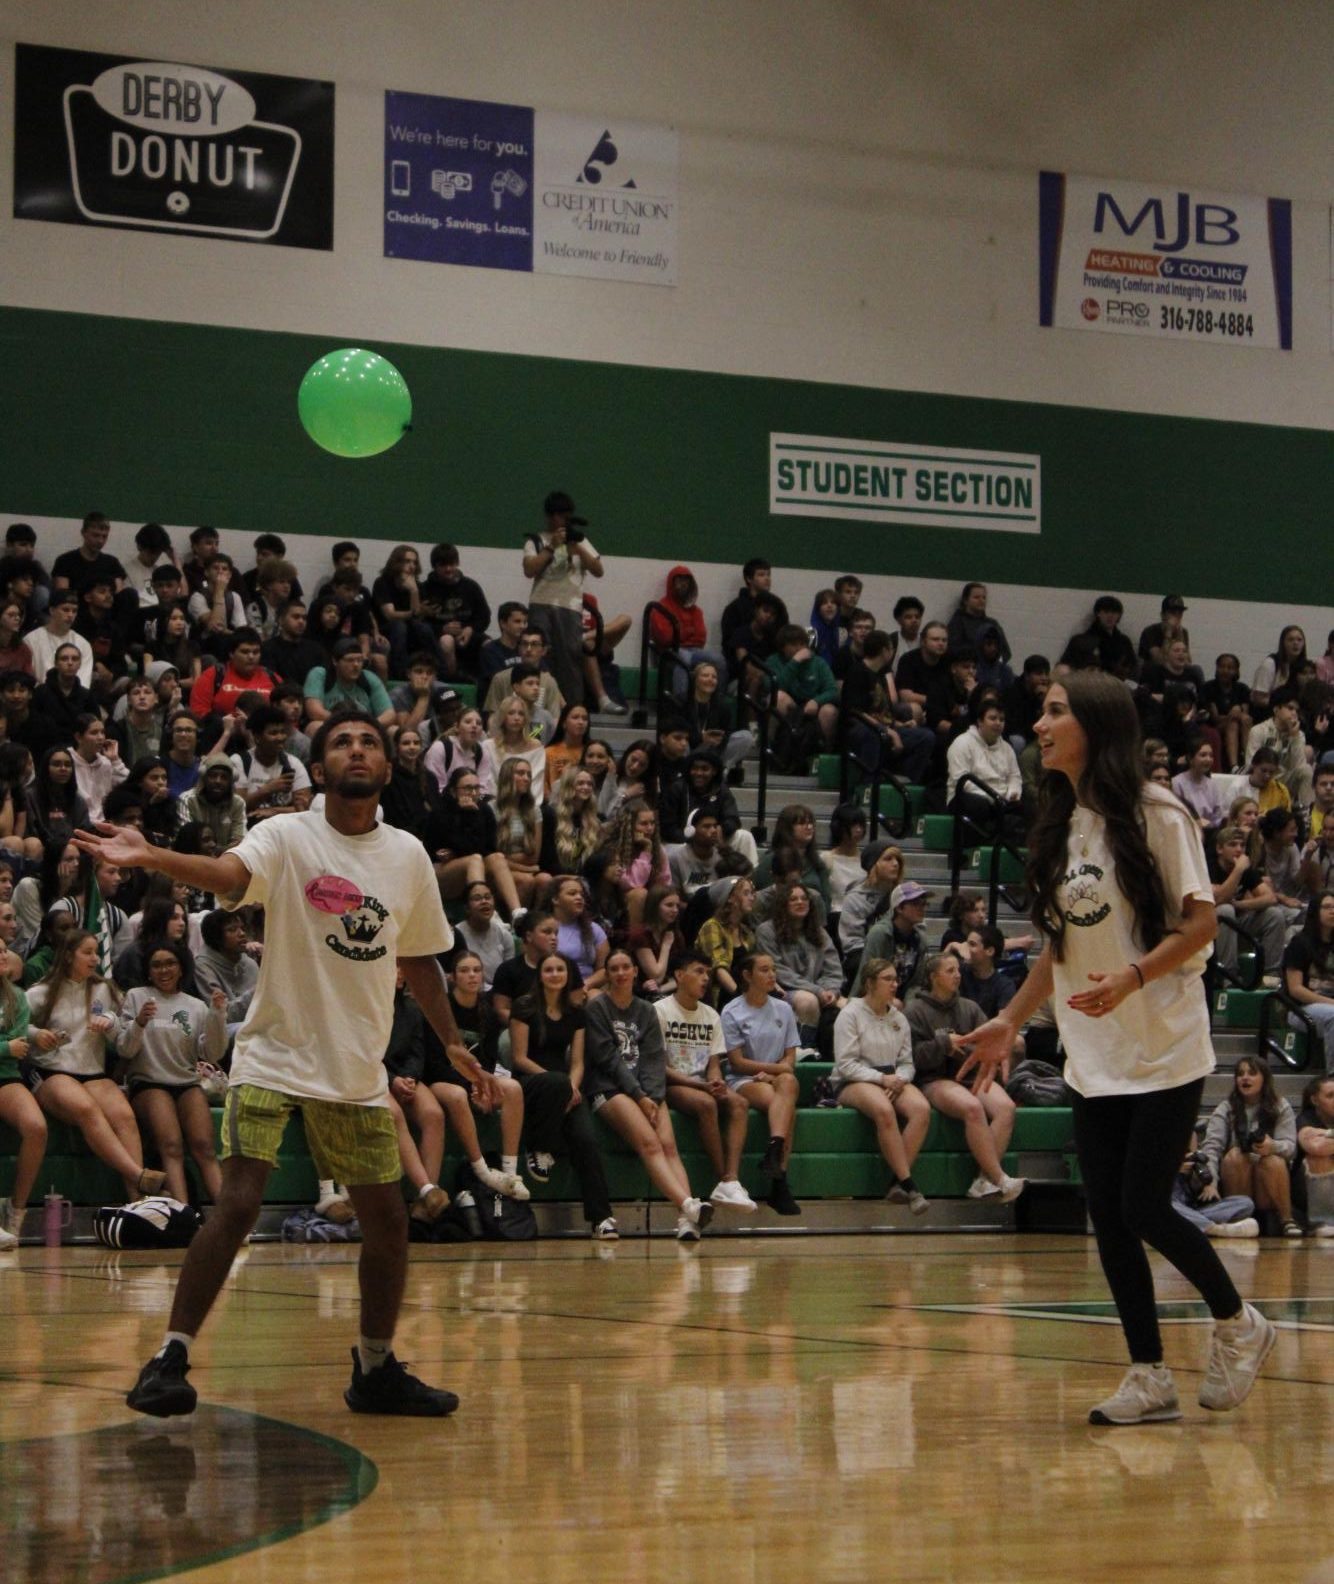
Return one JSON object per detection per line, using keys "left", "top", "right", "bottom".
{"left": 523, "top": 491, "right": 603, "bottom": 708}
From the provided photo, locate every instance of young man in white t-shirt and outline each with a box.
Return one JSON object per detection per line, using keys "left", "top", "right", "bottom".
{"left": 656, "top": 953, "right": 756, "bottom": 1212}
{"left": 78, "top": 710, "right": 500, "bottom": 1421}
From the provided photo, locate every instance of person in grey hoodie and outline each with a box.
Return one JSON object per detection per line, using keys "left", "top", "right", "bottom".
{"left": 583, "top": 946, "right": 716, "bottom": 1242}
{"left": 906, "top": 950, "right": 1024, "bottom": 1204}
{"left": 193, "top": 908, "right": 258, "bottom": 1031}
{"left": 754, "top": 879, "right": 845, "bottom": 1038}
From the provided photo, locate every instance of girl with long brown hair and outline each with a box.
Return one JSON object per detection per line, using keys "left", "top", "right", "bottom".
{"left": 957, "top": 671, "right": 1273, "bottom": 1426}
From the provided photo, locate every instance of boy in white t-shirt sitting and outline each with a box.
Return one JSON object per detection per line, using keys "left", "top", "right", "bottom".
{"left": 656, "top": 953, "right": 756, "bottom": 1211}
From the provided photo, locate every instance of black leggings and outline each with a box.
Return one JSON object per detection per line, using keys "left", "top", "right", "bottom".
{"left": 1072, "top": 1078, "right": 1243, "bottom": 1363}
{"left": 516, "top": 1071, "right": 613, "bottom": 1226}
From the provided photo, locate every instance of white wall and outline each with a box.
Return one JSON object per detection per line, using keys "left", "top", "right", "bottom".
{"left": 1, "top": 0, "right": 1330, "bottom": 430}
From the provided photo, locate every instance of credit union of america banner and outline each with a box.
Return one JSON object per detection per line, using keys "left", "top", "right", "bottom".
{"left": 1039, "top": 170, "right": 1292, "bottom": 349}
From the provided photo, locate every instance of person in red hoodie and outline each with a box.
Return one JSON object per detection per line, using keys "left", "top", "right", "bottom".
{"left": 647, "top": 566, "right": 727, "bottom": 700}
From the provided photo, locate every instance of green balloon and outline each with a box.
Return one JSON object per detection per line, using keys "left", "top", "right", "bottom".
{"left": 297, "top": 347, "right": 412, "bottom": 458}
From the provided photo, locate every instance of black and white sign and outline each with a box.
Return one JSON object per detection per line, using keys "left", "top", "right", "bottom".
{"left": 13, "top": 43, "right": 334, "bottom": 249}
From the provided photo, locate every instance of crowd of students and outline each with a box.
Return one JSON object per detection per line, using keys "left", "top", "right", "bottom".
{"left": 1, "top": 507, "right": 1331, "bottom": 1247}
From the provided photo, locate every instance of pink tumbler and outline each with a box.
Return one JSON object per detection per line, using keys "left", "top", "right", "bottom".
{"left": 43, "top": 1192, "right": 74, "bottom": 1247}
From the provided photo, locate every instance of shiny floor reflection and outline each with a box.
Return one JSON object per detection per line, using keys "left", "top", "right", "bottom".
{"left": 0, "top": 1235, "right": 1330, "bottom": 1583}
{"left": 0, "top": 1406, "right": 374, "bottom": 1584}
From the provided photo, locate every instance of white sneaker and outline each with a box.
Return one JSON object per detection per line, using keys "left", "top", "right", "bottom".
{"left": 0, "top": 1225, "right": 16, "bottom": 1251}
{"left": 1313, "top": 1223, "right": 1334, "bottom": 1239}
{"left": 1207, "top": 1217, "right": 1260, "bottom": 1238}
{"left": 675, "top": 1214, "right": 700, "bottom": 1243}
{"left": 966, "top": 1175, "right": 1001, "bottom": 1199}
{"left": 1199, "top": 1302, "right": 1277, "bottom": 1412}
{"left": 710, "top": 1180, "right": 757, "bottom": 1212}
{"left": 681, "top": 1196, "right": 715, "bottom": 1231}
{"left": 476, "top": 1164, "right": 531, "bottom": 1202}
{"left": 1088, "top": 1364, "right": 1182, "bottom": 1425}
{"left": 0, "top": 1197, "right": 21, "bottom": 1240}
{"left": 997, "top": 1175, "right": 1026, "bottom": 1204}
{"left": 591, "top": 1217, "right": 619, "bottom": 1241}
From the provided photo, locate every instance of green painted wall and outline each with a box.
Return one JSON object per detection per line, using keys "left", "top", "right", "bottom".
{"left": 4, "top": 305, "right": 1328, "bottom": 600}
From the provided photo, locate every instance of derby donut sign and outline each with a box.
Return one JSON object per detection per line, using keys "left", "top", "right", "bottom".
{"left": 13, "top": 43, "right": 334, "bottom": 248}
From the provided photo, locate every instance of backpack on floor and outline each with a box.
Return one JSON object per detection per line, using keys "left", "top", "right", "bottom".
{"left": 454, "top": 1161, "right": 538, "bottom": 1241}
{"left": 94, "top": 1196, "right": 203, "bottom": 1249}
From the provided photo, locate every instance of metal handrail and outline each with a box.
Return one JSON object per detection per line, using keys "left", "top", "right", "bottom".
{"left": 633, "top": 602, "right": 681, "bottom": 728}
{"left": 948, "top": 774, "right": 1027, "bottom": 924}
{"left": 1257, "top": 987, "right": 1317, "bottom": 1072}
{"left": 748, "top": 671, "right": 776, "bottom": 846}
{"left": 835, "top": 698, "right": 911, "bottom": 838}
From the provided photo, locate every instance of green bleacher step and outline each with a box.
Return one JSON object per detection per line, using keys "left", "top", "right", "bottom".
{"left": 970, "top": 845, "right": 1027, "bottom": 884}
{"left": 1211, "top": 988, "right": 1271, "bottom": 1028}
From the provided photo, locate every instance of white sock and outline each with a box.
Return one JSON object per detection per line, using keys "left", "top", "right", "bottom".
{"left": 501, "top": 1155, "right": 518, "bottom": 1176}
{"left": 416, "top": 1182, "right": 436, "bottom": 1201}
{"left": 158, "top": 1330, "right": 194, "bottom": 1359}
{"left": 358, "top": 1336, "right": 392, "bottom": 1372}
{"left": 318, "top": 1179, "right": 337, "bottom": 1200}
{"left": 469, "top": 1156, "right": 489, "bottom": 1177}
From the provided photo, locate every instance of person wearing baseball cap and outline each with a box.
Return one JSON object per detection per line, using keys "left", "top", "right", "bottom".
{"left": 1138, "top": 595, "right": 1190, "bottom": 671}
{"left": 852, "top": 879, "right": 934, "bottom": 994}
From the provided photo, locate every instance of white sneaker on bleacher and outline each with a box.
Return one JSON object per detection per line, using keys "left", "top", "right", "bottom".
{"left": 966, "top": 1175, "right": 1001, "bottom": 1199}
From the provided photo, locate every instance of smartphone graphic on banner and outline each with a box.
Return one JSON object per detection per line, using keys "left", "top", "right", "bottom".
{"left": 391, "top": 160, "right": 411, "bottom": 197}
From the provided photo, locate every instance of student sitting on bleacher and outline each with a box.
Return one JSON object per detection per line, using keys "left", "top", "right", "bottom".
{"left": 721, "top": 952, "right": 801, "bottom": 1215}
{"left": 852, "top": 881, "right": 931, "bottom": 996}
{"left": 752, "top": 805, "right": 832, "bottom": 915}
{"left": 26, "top": 930, "right": 166, "bottom": 1203}
{"left": 1282, "top": 891, "right": 1334, "bottom": 1075}
{"left": 1208, "top": 825, "right": 1287, "bottom": 982}
{"left": 0, "top": 971, "right": 46, "bottom": 1247}
{"left": 836, "top": 840, "right": 903, "bottom": 966}
{"left": 657, "top": 951, "right": 755, "bottom": 1211}
{"left": 945, "top": 696, "right": 1024, "bottom": 842}
{"left": 658, "top": 660, "right": 753, "bottom": 772}
{"left": 693, "top": 876, "right": 757, "bottom": 1004}
{"left": 1295, "top": 1074, "right": 1334, "bottom": 1234}
{"left": 832, "top": 957, "right": 930, "bottom": 1214}
{"left": 1171, "top": 736, "right": 1224, "bottom": 829}
{"left": 754, "top": 880, "right": 845, "bottom": 1043}
{"left": 1199, "top": 1056, "right": 1300, "bottom": 1238}
{"left": 906, "top": 950, "right": 1024, "bottom": 1204}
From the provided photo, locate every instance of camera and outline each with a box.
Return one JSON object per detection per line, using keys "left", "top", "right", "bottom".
{"left": 1186, "top": 1151, "right": 1213, "bottom": 1199}
{"left": 564, "top": 527, "right": 584, "bottom": 544}
{"left": 1238, "top": 1127, "right": 1266, "bottom": 1155}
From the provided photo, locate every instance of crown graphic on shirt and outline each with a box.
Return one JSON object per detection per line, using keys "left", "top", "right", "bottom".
{"left": 340, "top": 910, "right": 383, "bottom": 944}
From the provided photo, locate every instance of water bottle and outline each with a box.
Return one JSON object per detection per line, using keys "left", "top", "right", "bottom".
{"left": 43, "top": 1192, "right": 74, "bottom": 1247}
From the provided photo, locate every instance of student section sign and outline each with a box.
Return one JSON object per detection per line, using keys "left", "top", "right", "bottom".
{"left": 384, "top": 90, "right": 677, "bottom": 285}
{"left": 1039, "top": 170, "right": 1293, "bottom": 350}
{"left": 770, "top": 435, "right": 1041, "bottom": 535}
{"left": 12, "top": 43, "right": 334, "bottom": 248}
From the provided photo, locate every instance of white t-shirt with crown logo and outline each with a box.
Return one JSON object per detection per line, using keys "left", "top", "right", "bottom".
{"left": 1052, "top": 784, "right": 1215, "bottom": 1098}
{"left": 223, "top": 811, "right": 451, "bottom": 1105}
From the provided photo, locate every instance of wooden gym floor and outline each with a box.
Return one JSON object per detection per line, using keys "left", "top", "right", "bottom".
{"left": 1, "top": 1233, "right": 1331, "bottom": 1584}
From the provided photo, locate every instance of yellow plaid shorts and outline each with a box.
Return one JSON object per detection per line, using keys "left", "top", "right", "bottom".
{"left": 222, "top": 1084, "right": 400, "bottom": 1187}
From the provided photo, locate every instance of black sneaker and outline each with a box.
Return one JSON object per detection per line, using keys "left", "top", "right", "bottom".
{"left": 126, "top": 1341, "right": 197, "bottom": 1418}
{"left": 760, "top": 1138, "right": 784, "bottom": 1179}
{"left": 524, "top": 1149, "right": 553, "bottom": 1184}
{"left": 768, "top": 1178, "right": 802, "bottom": 1216}
{"left": 344, "top": 1349, "right": 459, "bottom": 1417}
